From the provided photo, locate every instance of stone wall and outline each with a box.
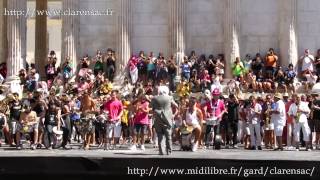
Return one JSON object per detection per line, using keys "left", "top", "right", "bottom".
{"left": 297, "top": 0, "right": 320, "bottom": 55}
{"left": 76, "top": 0, "right": 320, "bottom": 59}
{"left": 79, "top": 0, "right": 118, "bottom": 57}
{"left": 186, "top": 0, "right": 224, "bottom": 56}
{"left": 239, "top": 0, "right": 280, "bottom": 58}
{"left": 131, "top": 0, "right": 170, "bottom": 56}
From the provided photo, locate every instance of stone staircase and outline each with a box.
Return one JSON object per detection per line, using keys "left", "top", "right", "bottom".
{"left": 111, "top": 76, "right": 316, "bottom": 100}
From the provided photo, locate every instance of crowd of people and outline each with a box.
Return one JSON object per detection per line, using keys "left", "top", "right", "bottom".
{"left": 0, "top": 47, "right": 319, "bottom": 154}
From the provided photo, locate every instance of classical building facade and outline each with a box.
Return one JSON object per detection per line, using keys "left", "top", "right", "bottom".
{"left": 1, "top": 0, "right": 320, "bottom": 84}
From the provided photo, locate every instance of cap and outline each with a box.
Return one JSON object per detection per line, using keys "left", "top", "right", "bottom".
{"left": 212, "top": 88, "right": 221, "bottom": 96}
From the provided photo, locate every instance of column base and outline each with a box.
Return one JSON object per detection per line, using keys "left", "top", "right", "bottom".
{"left": 174, "top": 75, "right": 181, "bottom": 84}
{"left": 5, "top": 76, "right": 22, "bottom": 97}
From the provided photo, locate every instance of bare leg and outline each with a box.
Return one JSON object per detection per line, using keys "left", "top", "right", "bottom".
{"left": 33, "top": 130, "right": 38, "bottom": 145}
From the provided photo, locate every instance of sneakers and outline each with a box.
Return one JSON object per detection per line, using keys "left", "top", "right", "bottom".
{"left": 129, "top": 144, "right": 137, "bottom": 150}
{"left": 16, "top": 145, "right": 22, "bottom": 150}
{"left": 104, "top": 143, "right": 111, "bottom": 150}
{"left": 141, "top": 145, "right": 145, "bottom": 151}
{"left": 62, "top": 145, "right": 72, "bottom": 150}
{"left": 257, "top": 146, "right": 262, "bottom": 150}
{"left": 192, "top": 143, "right": 198, "bottom": 152}
{"left": 31, "top": 144, "right": 36, "bottom": 150}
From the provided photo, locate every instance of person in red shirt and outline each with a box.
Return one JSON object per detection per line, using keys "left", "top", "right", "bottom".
{"left": 203, "top": 89, "right": 226, "bottom": 148}
{"left": 104, "top": 90, "right": 123, "bottom": 150}
{"left": 129, "top": 95, "right": 150, "bottom": 151}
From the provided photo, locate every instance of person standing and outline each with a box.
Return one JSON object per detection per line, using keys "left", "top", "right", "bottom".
{"left": 80, "top": 91, "right": 96, "bottom": 150}
{"left": 311, "top": 92, "right": 320, "bottom": 149}
{"left": 105, "top": 49, "right": 116, "bottom": 82}
{"left": 270, "top": 93, "right": 286, "bottom": 151}
{"left": 129, "top": 95, "right": 150, "bottom": 151}
{"left": 288, "top": 95, "right": 312, "bottom": 151}
{"left": 248, "top": 96, "right": 262, "bottom": 150}
{"left": 285, "top": 94, "right": 295, "bottom": 149}
{"left": 226, "top": 94, "right": 240, "bottom": 149}
{"left": 151, "top": 86, "right": 178, "bottom": 155}
{"left": 104, "top": 90, "right": 123, "bottom": 150}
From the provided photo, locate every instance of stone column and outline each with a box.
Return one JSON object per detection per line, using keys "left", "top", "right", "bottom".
{"left": 62, "top": 0, "right": 79, "bottom": 74}
{"left": 224, "top": 0, "right": 241, "bottom": 78}
{"left": 35, "top": 0, "right": 47, "bottom": 79}
{"left": 170, "top": 0, "right": 186, "bottom": 76}
{"left": 0, "top": 0, "right": 4, "bottom": 64}
{"left": 279, "top": 0, "right": 298, "bottom": 68}
{"left": 6, "top": 0, "right": 27, "bottom": 94}
{"left": 117, "top": 0, "right": 132, "bottom": 77}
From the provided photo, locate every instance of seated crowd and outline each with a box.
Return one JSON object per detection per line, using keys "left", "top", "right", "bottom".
{"left": 0, "top": 47, "right": 319, "bottom": 152}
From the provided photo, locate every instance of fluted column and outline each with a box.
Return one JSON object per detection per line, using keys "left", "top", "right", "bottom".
{"left": 0, "top": 0, "right": 5, "bottom": 64}
{"left": 6, "top": 0, "right": 27, "bottom": 94}
{"left": 62, "top": 0, "right": 79, "bottom": 73}
{"left": 117, "top": 0, "right": 132, "bottom": 77}
{"left": 170, "top": 0, "right": 186, "bottom": 75}
{"left": 224, "top": 0, "right": 240, "bottom": 78}
{"left": 279, "top": 0, "right": 298, "bottom": 68}
{"left": 35, "top": 0, "right": 47, "bottom": 79}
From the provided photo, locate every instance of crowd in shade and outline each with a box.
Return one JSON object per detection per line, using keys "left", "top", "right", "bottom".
{"left": 0, "top": 47, "right": 319, "bottom": 154}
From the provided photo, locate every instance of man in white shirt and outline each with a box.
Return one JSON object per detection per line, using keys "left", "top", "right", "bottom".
{"left": 288, "top": 95, "right": 311, "bottom": 151}
{"left": 270, "top": 93, "right": 286, "bottom": 151}
{"left": 300, "top": 49, "right": 315, "bottom": 78}
{"left": 248, "top": 96, "right": 262, "bottom": 150}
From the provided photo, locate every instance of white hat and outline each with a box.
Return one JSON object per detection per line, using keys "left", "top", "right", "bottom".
{"left": 158, "top": 85, "right": 169, "bottom": 96}
{"left": 204, "top": 89, "right": 211, "bottom": 98}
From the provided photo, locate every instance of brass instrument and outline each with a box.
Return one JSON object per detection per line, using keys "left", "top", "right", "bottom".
{"left": 264, "top": 103, "right": 271, "bottom": 127}
{"left": 0, "top": 93, "right": 16, "bottom": 116}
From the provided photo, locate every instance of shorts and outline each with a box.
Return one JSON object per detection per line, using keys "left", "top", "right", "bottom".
{"left": 9, "top": 120, "right": 18, "bottom": 134}
{"left": 38, "top": 118, "right": 45, "bottom": 131}
{"left": 274, "top": 124, "right": 284, "bottom": 137}
{"left": 82, "top": 120, "right": 95, "bottom": 135}
{"left": 244, "top": 122, "right": 250, "bottom": 135}
{"left": 134, "top": 124, "right": 148, "bottom": 135}
{"left": 16, "top": 122, "right": 39, "bottom": 133}
{"left": 265, "top": 123, "right": 274, "bottom": 131}
{"left": 106, "top": 121, "right": 122, "bottom": 138}
{"left": 121, "top": 122, "right": 130, "bottom": 138}
{"left": 309, "top": 120, "right": 320, "bottom": 133}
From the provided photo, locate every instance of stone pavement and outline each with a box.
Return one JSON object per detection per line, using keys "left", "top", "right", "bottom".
{"left": 0, "top": 143, "right": 319, "bottom": 161}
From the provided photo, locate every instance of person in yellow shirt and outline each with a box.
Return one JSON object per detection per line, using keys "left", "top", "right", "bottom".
{"left": 176, "top": 79, "right": 190, "bottom": 98}
{"left": 121, "top": 100, "right": 130, "bottom": 144}
{"left": 100, "top": 78, "right": 113, "bottom": 95}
